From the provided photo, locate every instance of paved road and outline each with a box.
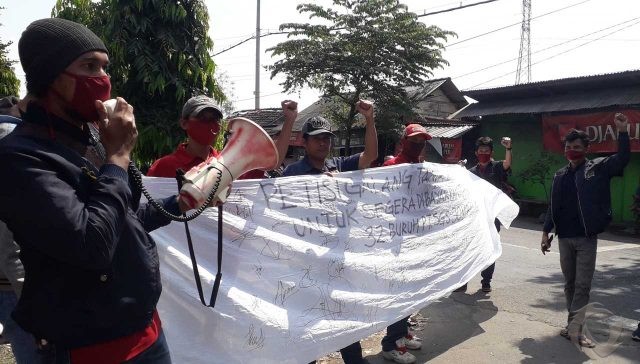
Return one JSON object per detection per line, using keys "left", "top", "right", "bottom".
{"left": 320, "top": 217, "right": 640, "bottom": 364}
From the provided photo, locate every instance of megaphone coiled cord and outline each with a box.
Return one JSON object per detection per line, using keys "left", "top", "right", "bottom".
{"left": 128, "top": 162, "right": 223, "bottom": 222}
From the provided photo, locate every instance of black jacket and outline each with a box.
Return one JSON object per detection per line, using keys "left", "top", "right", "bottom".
{"left": 543, "top": 132, "right": 630, "bottom": 237}
{"left": 0, "top": 104, "right": 179, "bottom": 348}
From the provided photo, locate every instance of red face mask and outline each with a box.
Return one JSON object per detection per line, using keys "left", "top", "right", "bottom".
{"left": 477, "top": 153, "right": 491, "bottom": 164}
{"left": 187, "top": 119, "right": 220, "bottom": 145}
{"left": 63, "top": 71, "right": 111, "bottom": 122}
{"left": 565, "top": 150, "right": 585, "bottom": 161}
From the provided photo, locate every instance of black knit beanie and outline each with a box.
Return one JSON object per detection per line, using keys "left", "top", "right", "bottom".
{"left": 18, "top": 18, "right": 108, "bottom": 96}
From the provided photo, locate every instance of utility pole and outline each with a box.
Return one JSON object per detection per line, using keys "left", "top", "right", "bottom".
{"left": 254, "top": 0, "right": 261, "bottom": 109}
{"left": 516, "top": 0, "right": 531, "bottom": 84}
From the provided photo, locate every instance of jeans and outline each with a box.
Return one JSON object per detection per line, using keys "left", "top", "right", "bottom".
{"left": 0, "top": 290, "right": 42, "bottom": 364}
{"left": 309, "top": 341, "right": 366, "bottom": 364}
{"left": 42, "top": 330, "right": 172, "bottom": 364}
{"left": 381, "top": 316, "right": 410, "bottom": 352}
{"left": 558, "top": 236, "right": 597, "bottom": 326}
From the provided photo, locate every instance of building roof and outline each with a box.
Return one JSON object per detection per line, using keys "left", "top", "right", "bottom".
{"left": 229, "top": 108, "right": 285, "bottom": 135}
{"left": 458, "top": 70, "right": 640, "bottom": 117}
{"left": 413, "top": 115, "right": 478, "bottom": 138}
{"left": 295, "top": 77, "right": 469, "bottom": 131}
{"left": 408, "top": 77, "right": 469, "bottom": 109}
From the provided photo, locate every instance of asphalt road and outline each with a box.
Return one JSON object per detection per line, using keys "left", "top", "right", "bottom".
{"left": 320, "top": 217, "right": 640, "bottom": 364}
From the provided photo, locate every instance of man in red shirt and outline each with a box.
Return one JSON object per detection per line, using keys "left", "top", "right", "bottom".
{"left": 147, "top": 95, "right": 224, "bottom": 178}
{"left": 147, "top": 99, "right": 297, "bottom": 180}
{"left": 380, "top": 124, "right": 431, "bottom": 364}
{"left": 383, "top": 124, "right": 431, "bottom": 166}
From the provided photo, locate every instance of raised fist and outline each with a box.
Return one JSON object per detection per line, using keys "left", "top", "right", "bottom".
{"left": 501, "top": 137, "right": 512, "bottom": 149}
{"left": 614, "top": 113, "right": 629, "bottom": 133}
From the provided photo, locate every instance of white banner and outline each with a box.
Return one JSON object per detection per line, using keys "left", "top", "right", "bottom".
{"left": 147, "top": 162, "right": 519, "bottom": 364}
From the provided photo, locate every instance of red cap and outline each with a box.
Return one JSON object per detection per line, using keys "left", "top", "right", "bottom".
{"left": 403, "top": 124, "right": 431, "bottom": 140}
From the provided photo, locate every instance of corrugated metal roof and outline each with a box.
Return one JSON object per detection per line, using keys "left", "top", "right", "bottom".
{"left": 457, "top": 86, "right": 640, "bottom": 118}
{"left": 464, "top": 70, "right": 640, "bottom": 102}
{"left": 424, "top": 124, "right": 476, "bottom": 138}
{"left": 230, "top": 108, "right": 284, "bottom": 135}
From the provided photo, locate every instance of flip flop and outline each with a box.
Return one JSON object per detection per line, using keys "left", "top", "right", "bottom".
{"left": 577, "top": 335, "right": 596, "bottom": 348}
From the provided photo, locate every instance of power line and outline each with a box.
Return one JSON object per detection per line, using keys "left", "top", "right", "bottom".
{"left": 453, "top": 16, "right": 640, "bottom": 80}
{"left": 236, "top": 91, "right": 282, "bottom": 102}
{"left": 445, "top": 0, "right": 593, "bottom": 49}
{"left": 213, "top": 31, "right": 287, "bottom": 56}
{"left": 467, "top": 18, "right": 640, "bottom": 89}
{"left": 417, "top": 0, "right": 499, "bottom": 17}
{"left": 212, "top": 0, "right": 503, "bottom": 57}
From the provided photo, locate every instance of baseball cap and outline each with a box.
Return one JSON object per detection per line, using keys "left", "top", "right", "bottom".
{"left": 403, "top": 124, "right": 432, "bottom": 140}
{"left": 302, "top": 116, "right": 336, "bottom": 137}
{"left": 181, "top": 95, "right": 223, "bottom": 120}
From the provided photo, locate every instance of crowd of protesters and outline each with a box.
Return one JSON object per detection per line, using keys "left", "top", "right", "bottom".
{"left": 0, "top": 16, "right": 638, "bottom": 364}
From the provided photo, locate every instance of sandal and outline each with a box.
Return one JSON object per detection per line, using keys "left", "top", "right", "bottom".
{"left": 577, "top": 335, "right": 596, "bottom": 348}
{"left": 560, "top": 328, "right": 570, "bottom": 339}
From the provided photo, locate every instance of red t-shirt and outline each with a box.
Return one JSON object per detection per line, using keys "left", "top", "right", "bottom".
{"left": 383, "top": 154, "right": 412, "bottom": 166}
{"left": 70, "top": 311, "right": 161, "bottom": 364}
{"left": 147, "top": 143, "right": 220, "bottom": 177}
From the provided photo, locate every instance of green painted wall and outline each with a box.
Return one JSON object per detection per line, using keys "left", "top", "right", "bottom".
{"left": 478, "top": 114, "right": 638, "bottom": 223}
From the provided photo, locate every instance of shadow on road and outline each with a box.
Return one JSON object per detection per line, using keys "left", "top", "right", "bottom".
{"left": 405, "top": 290, "right": 498, "bottom": 362}
{"left": 523, "top": 255, "right": 640, "bottom": 363}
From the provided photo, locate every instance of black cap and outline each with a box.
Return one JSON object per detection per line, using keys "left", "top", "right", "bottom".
{"left": 181, "top": 95, "right": 224, "bottom": 120}
{"left": 302, "top": 116, "right": 336, "bottom": 137}
{"left": 19, "top": 18, "right": 108, "bottom": 96}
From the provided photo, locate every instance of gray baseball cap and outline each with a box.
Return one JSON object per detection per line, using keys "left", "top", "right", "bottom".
{"left": 181, "top": 95, "right": 223, "bottom": 119}
{"left": 302, "top": 116, "right": 336, "bottom": 137}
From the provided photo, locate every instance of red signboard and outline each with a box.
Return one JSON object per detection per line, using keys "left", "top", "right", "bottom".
{"left": 441, "top": 138, "right": 462, "bottom": 163}
{"left": 542, "top": 109, "right": 640, "bottom": 153}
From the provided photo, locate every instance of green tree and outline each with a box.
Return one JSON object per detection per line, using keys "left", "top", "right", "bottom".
{"left": 0, "top": 7, "right": 20, "bottom": 96}
{"left": 268, "top": 0, "right": 453, "bottom": 154}
{"left": 53, "top": 0, "right": 224, "bottom": 167}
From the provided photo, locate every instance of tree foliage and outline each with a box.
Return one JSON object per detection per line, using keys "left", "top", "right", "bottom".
{"left": 268, "top": 0, "right": 453, "bottom": 154}
{"left": 53, "top": 0, "right": 224, "bottom": 167}
{"left": 0, "top": 7, "right": 20, "bottom": 97}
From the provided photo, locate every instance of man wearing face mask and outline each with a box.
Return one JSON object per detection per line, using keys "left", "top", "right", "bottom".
{"left": 380, "top": 124, "right": 430, "bottom": 364}
{"left": 0, "top": 18, "right": 185, "bottom": 363}
{"left": 455, "top": 136, "right": 513, "bottom": 294}
{"left": 541, "top": 113, "right": 630, "bottom": 348}
{"left": 147, "top": 95, "right": 223, "bottom": 178}
{"left": 283, "top": 100, "right": 377, "bottom": 364}
{"left": 382, "top": 124, "right": 430, "bottom": 168}
{"left": 148, "top": 98, "right": 298, "bottom": 180}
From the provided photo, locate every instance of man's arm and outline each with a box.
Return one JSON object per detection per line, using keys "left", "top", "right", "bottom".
{"left": 501, "top": 137, "right": 512, "bottom": 171}
{"left": 275, "top": 100, "right": 297, "bottom": 166}
{"left": 0, "top": 153, "right": 131, "bottom": 270}
{"left": 356, "top": 100, "right": 378, "bottom": 169}
{"left": 601, "top": 113, "right": 631, "bottom": 177}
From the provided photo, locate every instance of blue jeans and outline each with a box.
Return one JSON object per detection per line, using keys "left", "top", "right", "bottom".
{"left": 0, "top": 290, "right": 42, "bottom": 364}
{"left": 381, "top": 316, "right": 410, "bottom": 352}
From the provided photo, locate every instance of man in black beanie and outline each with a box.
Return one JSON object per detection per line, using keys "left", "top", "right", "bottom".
{"left": 0, "top": 18, "right": 183, "bottom": 363}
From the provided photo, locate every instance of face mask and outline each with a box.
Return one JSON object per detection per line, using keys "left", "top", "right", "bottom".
{"left": 187, "top": 119, "right": 219, "bottom": 145}
{"left": 63, "top": 71, "right": 111, "bottom": 122}
{"left": 565, "top": 150, "right": 585, "bottom": 161}
{"left": 477, "top": 153, "right": 491, "bottom": 164}
{"left": 401, "top": 140, "right": 425, "bottom": 161}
